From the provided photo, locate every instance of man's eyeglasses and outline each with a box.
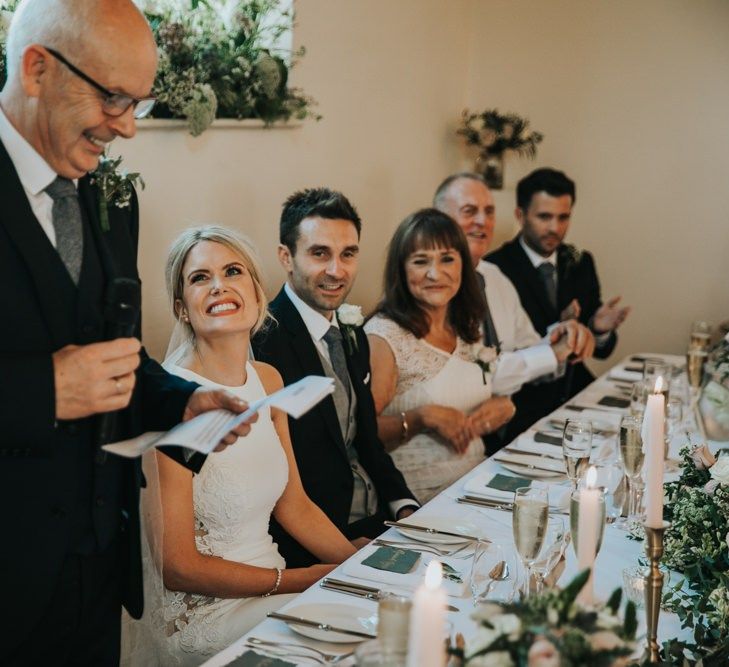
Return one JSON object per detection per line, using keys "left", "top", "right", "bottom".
{"left": 45, "top": 47, "right": 156, "bottom": 120}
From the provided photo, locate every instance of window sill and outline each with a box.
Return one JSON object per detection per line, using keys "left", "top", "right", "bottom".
{"left": 136, "top": 118, "right": 304, "bottom": 131}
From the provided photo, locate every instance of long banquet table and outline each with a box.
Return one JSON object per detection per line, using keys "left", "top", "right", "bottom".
{"left": 202, "top": 353, "right": 716, "bottom": 666}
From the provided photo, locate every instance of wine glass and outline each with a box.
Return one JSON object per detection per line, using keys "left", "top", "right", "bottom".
{"left": 643, "top": 360, "right": 672, "bottom": 401}
{"left": 596, "top": 458, "right": 624, "bottom": 524}
{"left": 618, "top": 415, "right": 644, "bottom": 529}
{"left": 562, "top": 420, "right": 592, "bottom": 490}
{"left": 512, "top": 486, "right": 549, "bottom": 598}
{"left": 630, "top": 380, "right": 648, "bottom": 419}
{"left": 664, "top": 397, "right": 683, "bottom": 471}
{"left": 530, "top": 516, "right": 567, "bottom": 595}
{"left": 569, "top": 487, "right": 607, "bottom": 560}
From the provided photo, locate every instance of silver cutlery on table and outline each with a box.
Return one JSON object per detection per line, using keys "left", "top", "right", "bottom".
{"left": 492, "top": 456, "right": 566, "bottom": 473}
{"left": 266, "top": 611, "right": 376, "bottom": 639}
{"left": 548, "top": 418, "right": 616, "bottom": 437}
{"left": 246, "top": 637, "right": 354, "bottom": 664}
{"left": 502, "top": 446, "right": 563, "bottom": 461}
{"left": 320, "top": 578, "right": 461, "bottom": 612}
{"left": 483, "top": 560, "right": 510, "bottom": 598}
{"left": 383, "top": 520, "right": 484, "bottom": 542}
{"left": 456, "top": 496, "right": 513, "bottom": 512}
{"left": 372, "top": 538, "right": 473, "bottom": 559}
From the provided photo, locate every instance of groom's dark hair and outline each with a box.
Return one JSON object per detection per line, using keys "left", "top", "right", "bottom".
{"left": 280, "top": 187, "right": 362, "bottom": 253}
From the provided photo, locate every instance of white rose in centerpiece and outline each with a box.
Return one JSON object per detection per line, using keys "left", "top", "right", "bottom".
{"left": 470, "top": 651, "right": 514, "bottom": 667}
{"left": 589, "top": 630, "right": 624, "bottom": 652}
{"left": 710, "top": 455, "right": 729, "bottom": 485}
{"left": 337, "top": 303, "right": 364, "bottom": 327}
{"left": 491, "top": 613, "right": 521, "bottom": 640}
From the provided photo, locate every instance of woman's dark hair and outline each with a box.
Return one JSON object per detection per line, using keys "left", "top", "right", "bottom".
{"left": 371, "top": 208, "right": 486, "bottom": 343}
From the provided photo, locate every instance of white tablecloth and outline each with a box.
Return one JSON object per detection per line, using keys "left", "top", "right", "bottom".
{"left": 202, "top": 353, "right": 716, "bottom": 666}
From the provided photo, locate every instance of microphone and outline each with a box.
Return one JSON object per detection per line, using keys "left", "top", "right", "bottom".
{"left": 96, "top": 278, "right": 141, "bottom": 449}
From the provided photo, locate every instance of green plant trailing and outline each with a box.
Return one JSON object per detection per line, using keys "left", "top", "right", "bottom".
{"left": 660, "top": 444, "right": 729, "bottom": 665}
{"left": 457, "top": 108, "right": 543, "bottom": 159}
{"left": 0, "top": 1, "right": 319, "bottom": 136}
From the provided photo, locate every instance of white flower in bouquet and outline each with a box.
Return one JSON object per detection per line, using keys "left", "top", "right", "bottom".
{"left": 490, "top": 614, "right": 521, "bottom": 640}
{"left": 477, "top": 345, "right": 498, "bottom": 365}
{"left": 589, "top": 630, "right": 624, "bottom": 652}
{"left": 595, "top": 609, "right": 623, "bottom": 631}
{"left": 470, "top": 651, "right": 514, "bottom": 667}
{"left": 710, "top": 455, "right": 729, "bottom": 485}
{"left": 337, "top": 303, "right": 364, "bottom": 327}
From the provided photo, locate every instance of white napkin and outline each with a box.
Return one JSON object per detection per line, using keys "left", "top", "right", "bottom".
{"left": 609, "top": 367, "right": 642, "bottom": 382}
{"left": 463, "top": 471, "right": 571, "bottom": 510}
{"left": 341, "top": 546, "right": 467, "bottom": 596}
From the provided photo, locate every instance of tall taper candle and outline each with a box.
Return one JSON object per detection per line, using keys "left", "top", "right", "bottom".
{"left": 644, "top": 376, "right": 666, "bottom": 528}
{"left": 406, "top": 560, "right": 446, "bottom": 667}
{"left": 576, "top": 466, "right": 600, "bottom": 606}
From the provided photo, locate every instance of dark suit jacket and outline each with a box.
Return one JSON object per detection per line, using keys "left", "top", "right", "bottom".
{"left": 0, "top": 139, "right": 201, "bottom": 652}
{"left": 252, "top": 288, "right": 415, "bottom": 567}
{"left": 487, "top": 236, "right": 617, "bottom": 437}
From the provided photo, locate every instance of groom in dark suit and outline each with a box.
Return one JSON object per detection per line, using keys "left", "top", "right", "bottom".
{"left": 487, "top": 168, "right": 630, "bottom": 432}
{"left": 253, "top": 188, "right": 418, "bottom": 567}
{"left": 0, "top": 2, "right": 253, "bottom": 664}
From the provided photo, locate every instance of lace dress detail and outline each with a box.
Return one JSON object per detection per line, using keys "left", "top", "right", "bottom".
{"left": 157, "top": 362, "right": 290, "bottom": 665}
{"left": 365, "top": 315, "right": 493, "bottom": 502}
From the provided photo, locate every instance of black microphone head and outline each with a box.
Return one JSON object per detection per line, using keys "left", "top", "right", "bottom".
{"left": 104, "top": 278, "right": 141, "bottom": 328}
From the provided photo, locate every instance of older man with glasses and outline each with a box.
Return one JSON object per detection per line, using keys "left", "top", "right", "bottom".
{"left": 0, "top": 1, "right": 255, "bottom": 664}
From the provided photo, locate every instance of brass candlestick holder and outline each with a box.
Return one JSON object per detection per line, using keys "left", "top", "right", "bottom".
{"left": 643, "top": 520, "right": 670, "bottom": 663}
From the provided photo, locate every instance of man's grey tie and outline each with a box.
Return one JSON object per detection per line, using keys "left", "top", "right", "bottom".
{"left": 323, "top": 326, "right": 351, "bottom": 391}
{"left": 45, "top": 176, "right": 84, "bottom": 285}
{"left": 475, "top": 272, "right": 500, "bottom": 349}
{"left": 538, "top": 262, "right": 558, "bottom": 311}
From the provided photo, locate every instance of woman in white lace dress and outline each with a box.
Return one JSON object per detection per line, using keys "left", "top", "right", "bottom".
{"left": 149, "top": 226, "right": 356, "bottom": 665}
{"left": 365, "top": 209, "right": 516, "bottom": 502}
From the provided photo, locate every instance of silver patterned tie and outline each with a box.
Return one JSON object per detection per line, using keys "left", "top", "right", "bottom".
{"left": 45, "top": 176, "right": 84, "bottom": 285}
{"left": 323, "top": 326, "right": 352, "bottom": 439}
{"left": 538, "top": 262, "right": 558, "bottom": 311}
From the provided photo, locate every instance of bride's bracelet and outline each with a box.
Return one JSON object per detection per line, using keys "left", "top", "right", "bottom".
{"left": 262, "top": 567, "right": 283, "bottom": 598}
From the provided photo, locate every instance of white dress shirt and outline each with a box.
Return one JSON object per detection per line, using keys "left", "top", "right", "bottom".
{"left": 477, "top": 261, "right": 558, "bottom": 396}
{"left": 0, "top": 105, "right": 60, "bottom": 246}
{"left": 283, "top": 283, "right": 418, "bottom": 517}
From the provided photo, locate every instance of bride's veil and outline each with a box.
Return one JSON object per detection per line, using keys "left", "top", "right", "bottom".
{"left": 121, "top": 321, "right": 190, "bottom": 666}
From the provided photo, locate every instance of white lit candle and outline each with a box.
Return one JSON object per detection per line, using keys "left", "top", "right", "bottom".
{"left": 406, "top": 560, "right": 447, "bottom": 667}
{"left": 643, "top": 376, "right": 666, "bottom": 528}
{"left": 577, "top": 466, "right": 600, "bottom": 606}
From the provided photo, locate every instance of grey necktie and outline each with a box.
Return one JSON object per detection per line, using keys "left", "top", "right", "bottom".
{"left": 538, "top": 262, "right": 558, "bottom": 311}
{"left": 323, "top": 326, "right": 350, "bottom": 389}
{"left": 475, "top": 272, "right": 500, "bottom": 349}
{"left": 45, "top": 176, "right": 84, "bottom": 285}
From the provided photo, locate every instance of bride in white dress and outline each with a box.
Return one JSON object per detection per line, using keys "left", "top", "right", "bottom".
{"left": 142, "top": 226, "right": 356, "bottom": 665}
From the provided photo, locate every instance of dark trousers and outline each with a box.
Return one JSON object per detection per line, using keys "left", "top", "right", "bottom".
{"left": 8, "top": 541, "right": 122, "bottom": 667}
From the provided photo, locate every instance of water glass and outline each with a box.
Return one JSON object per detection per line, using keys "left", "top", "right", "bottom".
{"left": 470, "top": 541, "right": 516, "bottom": 605}
{"left": 642, "top": 360, "right": 672, "bottom": 397}
{"left": 596, "top": 458, "right": 624, "bottom": 523}
{"left": 562, "top": 419, "right": 593, "bottom": 490}
{"left": 629, "top": 380, "right": 648, "bottom": 419}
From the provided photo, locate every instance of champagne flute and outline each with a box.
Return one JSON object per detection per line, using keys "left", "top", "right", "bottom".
{"left": 570, "top": 487, "right": 607, "bottom": 558}
{"left": 630, "top": 380, "right": 648, "bottom": 419}
{"left": 512, "top": 486, "right": 549, "bottom": 598}
{"left": 530, "top": 516, "right": 567, "bottom": 595}
{"left": 618, "top": 415, "right": 644, "bottom": 529}
{"left": 562, "top": 419, "right": 592, "bottom": 490}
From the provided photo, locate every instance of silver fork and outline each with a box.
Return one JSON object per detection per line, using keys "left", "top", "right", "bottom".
{"left": 246, "top": 637, "right": 354, "bottom": 664}
{"left": 373, "top": 538, "right": 473, "bottom": 559}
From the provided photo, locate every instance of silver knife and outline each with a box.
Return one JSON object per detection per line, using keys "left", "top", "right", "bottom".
{"left": 503, "top": 446, "right": 563, "bottom": 461}
{"left": 267, "top": 611, "right": 376, "bottom": 639}
{"left": 321, "top": 578, "right": 460, "bottom": 612}
{"left": 384, "top": 520, "right": 482, "bottom": 542}
{"left": 457, "top": 496, "right": 512, "bottom": 512}
{"left": 493, "top": 456, "right": 566, "bottom": 473}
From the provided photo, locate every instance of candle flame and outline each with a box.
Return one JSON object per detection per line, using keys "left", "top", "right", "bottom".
{"left": 654, "top": 376, "right": 664, "bottom": 393}
{"left": 424, "top": 560, "right": 443, "bottom": 590}
{"left": 586, "top": 465, "right": 598, "bottom": 488}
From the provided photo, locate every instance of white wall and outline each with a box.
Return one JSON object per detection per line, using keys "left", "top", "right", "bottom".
{"left": 120, "top": 0, "right": 729, "bottom": 363}
{"left": 464, "top": 0, "right": 729, "bottom": 371}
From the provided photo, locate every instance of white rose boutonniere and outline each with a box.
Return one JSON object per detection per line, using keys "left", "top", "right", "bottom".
{"left": 337, "top": 303, "right": 364, "bottom": 355}
{"left": 473, "top": 344, "right": 498, "bottom": 384}
{"left": 709, "top": 454, "right": 729, "bottom": 486}
{"left": 89, "top": 152, "right": 145, "bottom": 232}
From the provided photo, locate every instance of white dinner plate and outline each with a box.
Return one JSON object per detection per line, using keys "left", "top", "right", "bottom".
{"left": 281, "top": 602, "right": 378, "bottom": 643}
{"left": 498, "top": 461, "right": 566, "bottom": 480}
{"left": 395, "top": 515, "right": 482, "bottom": 544}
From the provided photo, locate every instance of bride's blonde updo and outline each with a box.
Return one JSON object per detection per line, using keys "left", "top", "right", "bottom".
{"left": 165, "top": 225, "right": 271, "bottom": 344}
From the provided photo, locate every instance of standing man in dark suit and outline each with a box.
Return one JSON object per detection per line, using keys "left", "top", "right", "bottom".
{"left": 0, "top": 1, "right": 254, "bottom": 664}
{"left": 253, "top": 188, "right": 419, "bottom": 567}
{"left": 487, "top": 168, "right": 630, "bottom": 431}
